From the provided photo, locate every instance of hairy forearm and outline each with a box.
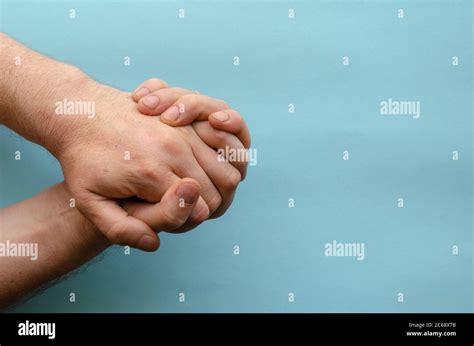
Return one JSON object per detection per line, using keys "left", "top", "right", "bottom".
{"left": 0, "top": 32, "right": 99, "bottom": 157}
{"left": 0, "top": 183, "right": 110, "bottom": 309}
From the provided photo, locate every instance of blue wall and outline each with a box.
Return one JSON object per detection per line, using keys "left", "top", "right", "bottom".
{"left": 1, "top": 0, "right": 472, "bottom": 312}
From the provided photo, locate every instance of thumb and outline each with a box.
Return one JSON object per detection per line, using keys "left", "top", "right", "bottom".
{"left": 80, "top": 191, "right": 160, "bottom": 252}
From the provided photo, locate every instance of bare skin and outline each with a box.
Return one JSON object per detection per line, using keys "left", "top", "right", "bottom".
{"left": 0, "top": 33, "right": 251, "bottom": 308}
{"left": 131, "top": 78, "right": 251, "bottom": 215}
{"left": 0, "top": 180, "right": 201, "bottom": 309}
{"left": 0, "top": 33, "right": 249, "bottom": 251}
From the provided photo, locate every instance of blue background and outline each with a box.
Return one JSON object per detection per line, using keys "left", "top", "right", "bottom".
{"left": 0, "top": 0, "right": 472, "bottom": 312}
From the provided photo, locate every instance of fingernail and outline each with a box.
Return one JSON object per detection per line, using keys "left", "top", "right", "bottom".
{"left": 142, "top": 95, "right": 160, "bottom": 109}
{"left": 138, "top": 235, "right": 158, "bottom": 251}
{"left": 134, "top": 87, "right": 150, "bottom": 99}
{"left": 212, "top": 111, "right": 229, "bottom": 122}
{"left": 162, "top": 106, "right": 180, "bottom": 121}
{"left": 176, "top": 183, "right": 198, "bottom": 204}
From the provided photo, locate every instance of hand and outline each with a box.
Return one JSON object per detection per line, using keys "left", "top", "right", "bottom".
{"left": 132, "top": 78, "right": 251, "bottom": 182}
{"left": 55, "top": 78, "right": 243, "bottom": 251}
{"left": 0, "top": 33, "right": 248, "bottom": 252}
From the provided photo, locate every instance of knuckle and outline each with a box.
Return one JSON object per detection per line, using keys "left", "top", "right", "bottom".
{"left": 180, "top": 94, "right": 199, "bottom": 109}
{"left": 188, "top": 204, "right": 209, "bottom": 225}
{"left": 162, "top": 209, "right": 185, "bottom": 229}
{"left": 208, "top": 192, "right": 222, "bottom": 214}
{"left": 224, "top": 170, "right": 241, "bottom": 191}
{"left": 158, "top": 133, "right": 181, "bottom": 155}
{"left": 106, "top": 223, "right": 127, "bottom": 245}
{"left": 137, "top": 162, "right": 159, "bottom": 181}
{"left": 149, "top": 78, "right": 168, "bottom": 88}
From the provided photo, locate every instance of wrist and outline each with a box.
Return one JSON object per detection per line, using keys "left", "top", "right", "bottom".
{"left": 0, "top": 182, "right": 111, "bottom": 307}
{"left": 0, "top": 33, "right": 99, "bottom": 158}
{"left": 36, "top": 66, "right": 97, "bottom": 158}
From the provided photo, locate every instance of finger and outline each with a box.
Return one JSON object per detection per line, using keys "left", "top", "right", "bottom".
{"left": 79, "top": 190, "right": 160, "bottom": 252}
{"left": 192, "top": 121, "right": 248, "bottom": 180}
{"left": 122, "top": 178, "right": 204, "bottom": 231}
{"left": 186, "top": 135, "right": 241, "bottom": 219}
{"left": 132, "top": 78, "right": 169, "bottom": 102}
{"left": 160, "top": 94, "right": 229, "bottom": 126}
{"left": 173, "top": 144, "right": 224, "bottom": 216}
{"left": 137, "top": 87, "right": 191, "bottom": 116}
{"left": 208, "top": 109, "right": 251, "bottom": 149}
{"left": 160, "top": 193, "right": 209, "bottom": 234}
{"left": 131, "top": 170, "right": 210, "bottom": 225}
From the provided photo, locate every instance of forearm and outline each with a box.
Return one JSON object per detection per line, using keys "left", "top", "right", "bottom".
{"left": 0, "top": 183, "right": 110, "bottom": 309}
{"left": 0, "top": 32, "right": 97, "bottom": 157}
